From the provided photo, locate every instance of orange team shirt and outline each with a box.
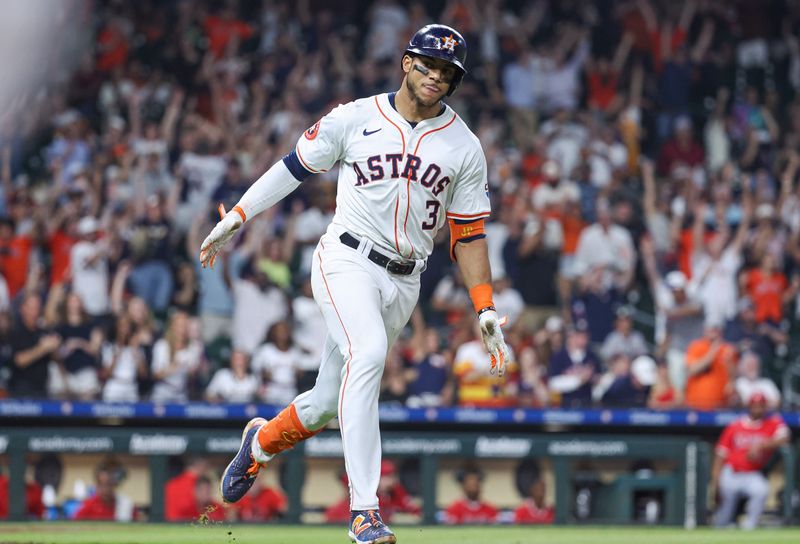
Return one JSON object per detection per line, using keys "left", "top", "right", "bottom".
{"left": 204, "top": 16, "right": 254, "bottom": 58}
{"left": 677, "top": 229, "right": 715, "bottom": 280}
{"left": 745, "top": 269, "right": 787, "bottom": 323}
{"left": 0, "top": 235, "right": 32, "bottom": 296}
{"left": 684, "top": 339, "right": 735, "bottom": 411}
{"left": 48, "top": 230, "right": 76, "bottom": 286}
{"left": 561, "top": 215, "right": 585, "bottom": 255}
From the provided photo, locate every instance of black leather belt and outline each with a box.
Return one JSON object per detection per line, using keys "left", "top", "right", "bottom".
{"left": 339, "top": 232, "right": 417, "bottom": 275}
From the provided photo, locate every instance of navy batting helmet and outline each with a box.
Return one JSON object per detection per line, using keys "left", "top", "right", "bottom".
{"left": 404, "top": 24, "right": 467, "bottom": 96}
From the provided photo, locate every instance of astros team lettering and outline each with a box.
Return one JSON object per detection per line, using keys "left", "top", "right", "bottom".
{"left": 352, "top": 153, "right": 452, "bottom": 196}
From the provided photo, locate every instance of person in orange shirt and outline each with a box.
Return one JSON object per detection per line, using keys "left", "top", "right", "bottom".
{"left": 0, "top": 217, "right": 33, "bottom": 297}
{"left": 685, "top": 321, "right": 736, "bottom": 411}
{"left": 743, "top": 254, "right": 796, "bottom": 324}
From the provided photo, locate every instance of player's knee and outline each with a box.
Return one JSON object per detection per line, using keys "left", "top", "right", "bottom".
{"left": 351, "top": 340, "right": 388, "bottom": 372}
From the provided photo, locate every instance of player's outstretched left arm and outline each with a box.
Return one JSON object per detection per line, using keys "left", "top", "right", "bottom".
{"left": 199, "top": 160, "right": 302, "bottom": 268}
{"left": 453, "top": 237, "right": 510, "bottom": 375}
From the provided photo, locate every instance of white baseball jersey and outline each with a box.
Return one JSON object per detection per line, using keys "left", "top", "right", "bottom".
{"left": 295, "top": 92, "right": 490, "bottom": 260}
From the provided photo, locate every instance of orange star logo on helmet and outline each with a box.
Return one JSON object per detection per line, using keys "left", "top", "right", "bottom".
{"left": 440, "top": 34, "right": 458, "bottom": 53}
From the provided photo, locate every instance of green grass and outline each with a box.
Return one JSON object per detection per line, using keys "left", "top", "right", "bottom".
{"left": 0, "top": 524, "right": 799, "bottom": 544}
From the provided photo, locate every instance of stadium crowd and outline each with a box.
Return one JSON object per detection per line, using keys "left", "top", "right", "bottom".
{"left": 2, "top": 0, "right": 800, "bottom": 412}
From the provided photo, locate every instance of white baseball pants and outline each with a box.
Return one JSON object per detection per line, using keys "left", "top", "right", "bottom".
{"left": 715, "top": 465, "right": 770, "bottom": 529}
{"left": 292, "top": 231, "right": 420, "bottom": 510}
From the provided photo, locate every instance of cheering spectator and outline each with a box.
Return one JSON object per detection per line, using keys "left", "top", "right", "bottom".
{"left": 252, "top": 321, "right": 304, "bottom": 406}
{"left": 548, "top": 320, "right": 602, "bottom": 408}
{"left": 69, "top": 216, "right": 110, "bottom": 318}
{"left": 734, "top": 351, "right": 781, "bottom": 410}
{"left": 224, "top": 227, "right": 289, "bottom": 355}
{"left": 570, "top": 265, "right": 624, "bottom": 345}
{"left": 187, "top": 207, "right": 233, "bottom": 343}
{"left": 9, "top": 293, "right": 60, "bottom": 398}
{"left": 724, "top": 297, "right": 787, "bottom": 364}
{"left": 453, "top": 324, "right": 517, "bottom": 408}
{"left": 684, "top": 320, "right": 736, "bottom": 411}
{"left": 648, "top": 361, "right": 681, "bottom": 409}
{"left": 100, "top": 314, "right": 147, "bottom": 403}
{"left": 0, "top": 219, "right": 33, "bottom": 300}
{"left": 151, "top": 310, "right": 203, "bottom": 403}
{"left": 599, "top": 306, "right": 649, "bottom": 362}
{"left": 741, "top": 254, "right": 795, "bottom": 324}
{"left": 690, "top": 199, "right": 751, "bottom": 327}
{"left": 643, "top": 235, "right": 705, "bottom": 391}
{"left": 291, "top": 276, "right": 325, "bottom": 391}
{"left": 48, "top": 290, "right": 103, "bottom": 401}
{"left": 574, "top": 198, "right": 636, "bottom": 291}
{"left": 405, "top": 320, "right": 452, "bottom": 408}
{"left": 598, "top": 355, "right": 657, "bottom": 408}
{"left": 205, "top": 349, "right": 259, "bottom": 404}
{"left": 443, "top": 464, "right": 498, "bottom": 525}
{"left": 127, "top": 194, "right": 174, "bottom": 314}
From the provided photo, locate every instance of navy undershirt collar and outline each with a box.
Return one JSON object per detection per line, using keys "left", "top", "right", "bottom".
{"left": 388, "top": 92, "right": 446, "bottom": 128}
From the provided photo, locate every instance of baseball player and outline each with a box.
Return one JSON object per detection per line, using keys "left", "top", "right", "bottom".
{"left": 200, "top": 24, "right": 509, "bottom": 544}
{"left": 710, "top": 392, "right": 790, "bottom": 529}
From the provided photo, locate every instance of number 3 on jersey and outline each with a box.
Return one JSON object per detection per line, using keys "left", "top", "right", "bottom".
{"left": 422, "top": 200, "right": 440, "bottom": 230}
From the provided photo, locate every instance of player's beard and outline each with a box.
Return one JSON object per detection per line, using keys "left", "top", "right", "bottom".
{"left": 406, "top": 76, "right": 445, "bottom": 110}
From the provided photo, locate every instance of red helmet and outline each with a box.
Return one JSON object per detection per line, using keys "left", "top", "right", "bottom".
{"left": 748, "top": 392, "right": 768, "bottom": 406}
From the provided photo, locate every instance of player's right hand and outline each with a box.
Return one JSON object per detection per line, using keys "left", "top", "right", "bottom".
{"left": 199, "top": 204, "right": 243, "bottom": 269}
{"left": 478, "top": 309, "right": 510, "bottom": 376}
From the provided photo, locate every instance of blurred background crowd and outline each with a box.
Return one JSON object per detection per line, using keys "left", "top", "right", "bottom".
{"left": 2, "top": 0, "right": 800, "bottom": 412}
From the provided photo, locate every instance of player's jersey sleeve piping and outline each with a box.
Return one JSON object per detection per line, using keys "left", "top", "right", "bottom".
{"left": 282, "top": 150, "right": 315, "bottom": 181}
{"left": 446, "top": 211, "right": 491, "bottom": 220}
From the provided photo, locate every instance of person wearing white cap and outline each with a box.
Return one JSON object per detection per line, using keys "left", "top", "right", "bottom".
{"left": 642, "top": 234, "right": 705, "bottom": 392}
{"left": 597, "top": 354, "right": 656, "bottom": 407}
{"left": 69, "top": 216, "right": 110, "bottom": 317}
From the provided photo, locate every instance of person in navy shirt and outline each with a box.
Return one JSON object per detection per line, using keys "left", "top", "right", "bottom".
{"left": 547, "top": 320, "right": 602, "bottom": 407}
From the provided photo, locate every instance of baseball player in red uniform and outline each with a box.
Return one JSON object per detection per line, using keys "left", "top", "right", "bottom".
{"left": 443, "top": 465, "right": 498, "bottom": 525}
{"left": 201, "top": 23, "right": 509, "bottom": 544}
{"left": 710, "top": 392, "right": 790, "bottom": 529}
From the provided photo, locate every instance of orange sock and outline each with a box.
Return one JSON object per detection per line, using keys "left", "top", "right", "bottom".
{"left": 256, "top": 404, "right": 320, "bottom": 455}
